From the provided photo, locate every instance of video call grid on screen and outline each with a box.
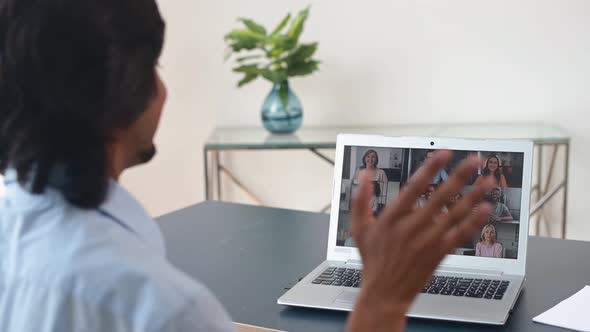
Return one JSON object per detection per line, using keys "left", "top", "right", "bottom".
{"left": 336, "top": 145, "right": 525, "bottom": 260}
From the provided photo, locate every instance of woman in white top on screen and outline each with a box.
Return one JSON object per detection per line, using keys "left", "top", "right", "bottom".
{"left": 353, "top": 149, "right": 388, "bottom": 214}
{"left": 475, "top": 224, "right": 503, "bottom": 258}
{"left": 353, "top": 149, "right": 388, "bottom": 184}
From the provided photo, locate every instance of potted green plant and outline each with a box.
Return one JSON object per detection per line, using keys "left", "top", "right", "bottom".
{"left": 224, "top": 7, "right": 319, "bottom": 134}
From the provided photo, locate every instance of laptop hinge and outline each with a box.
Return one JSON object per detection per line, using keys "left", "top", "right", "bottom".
{"left": 436, "top": 265, "right": 504, "bottom": 276}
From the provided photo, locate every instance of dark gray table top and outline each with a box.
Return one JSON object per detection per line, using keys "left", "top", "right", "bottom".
{"left": 156, "top": 201, "right": 590, "bottom": 332}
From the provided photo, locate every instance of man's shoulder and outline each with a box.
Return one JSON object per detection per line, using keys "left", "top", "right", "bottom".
{"left": 64, "top": 234, "right": 232, "bottom": 330}
{"left": 1, "top": 206, "right": 228, "bottom": 331}
{"left": 49, "top": 212, "right": 205, "bottom": 310}
{"left": 2, "top": 202, "right": 200, "bottom": 313}
{"left": 3, "top": 239, "right": 229, "bottom": 331}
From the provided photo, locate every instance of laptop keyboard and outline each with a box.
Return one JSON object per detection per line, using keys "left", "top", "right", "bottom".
{"left": 312, "top": 267, "right": 510, "bottom": 300}
{"left": 422, "top": 275, "right": 510, "bottom": 300}
{"left": 312, "top": 267, "right": 361, "bottom": 287}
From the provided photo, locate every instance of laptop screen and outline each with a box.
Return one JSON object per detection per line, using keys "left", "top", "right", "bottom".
{"left": 336, "top": 146, "right": 525, "bottom": 260}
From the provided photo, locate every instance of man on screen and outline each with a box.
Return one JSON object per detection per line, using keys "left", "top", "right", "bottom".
{"left": 487, "top": 188, "right": 514, "bottom": 223}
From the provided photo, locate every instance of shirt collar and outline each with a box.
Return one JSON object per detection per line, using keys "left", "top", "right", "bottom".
{"left": 3, "top": 168, "right": 166, "bottom": 255}
{"left": 99, "top": 179, "right": 166, "bottom": 255}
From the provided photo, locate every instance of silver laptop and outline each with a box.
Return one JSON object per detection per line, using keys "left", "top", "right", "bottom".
{"left": 278, "top": 134, "right": 533, "bottom": 325}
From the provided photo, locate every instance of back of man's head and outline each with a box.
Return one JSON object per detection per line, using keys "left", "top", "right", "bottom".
{"left": 0, "top": 0, "right": 165, "bottom": 208}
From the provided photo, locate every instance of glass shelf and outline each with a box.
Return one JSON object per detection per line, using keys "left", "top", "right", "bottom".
{"left": 205, "top": 123, "right": 569, "bottom": 150}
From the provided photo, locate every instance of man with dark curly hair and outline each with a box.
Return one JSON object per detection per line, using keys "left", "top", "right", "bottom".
{"left": 0, "top": 0, "right": 493, "bottom": 331}
{"left": 0, "top": 1, "right": 237, "bottom": 330}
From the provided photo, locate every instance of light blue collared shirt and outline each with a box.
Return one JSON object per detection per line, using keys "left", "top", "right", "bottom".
{"left": 0, "top": 170, "right": 236, "bottom": 332}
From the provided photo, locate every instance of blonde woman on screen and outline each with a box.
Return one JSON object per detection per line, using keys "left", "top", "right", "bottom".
{"left": 476, "top": 224, "right": 503, "bottom": 258}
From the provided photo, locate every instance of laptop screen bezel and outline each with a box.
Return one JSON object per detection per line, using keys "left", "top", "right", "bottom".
{"left": 327, "top": 134, "right": 533, "bottom": 276}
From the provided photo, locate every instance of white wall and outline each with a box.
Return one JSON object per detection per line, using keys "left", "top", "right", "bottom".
{"left": 123, "top": 0, "right": 590, "bottom": 240}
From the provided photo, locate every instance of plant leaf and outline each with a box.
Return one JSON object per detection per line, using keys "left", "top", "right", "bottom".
{"left": 224, "top": 29, "right": 265, "bottom": 42}
{"left": 239, "top": 18, "right": 267, "bottom": 36}
{"left": 224, "top": 29, "right": 265, "bottom": 51}
{"left": 287, "top": 60, "right": 319, "bottom": 77}
{"left": 284, "top": 42, "right": 317, "bottom": 64}
{"left": 267, "top": 35, "right": 297, "bottom": 58}
{"left": 278, "top": 83, "right": 289, "bottom": 110}
{"left": 271, "top": 13, "right": 291, "bottom": 37}
{"left": 233, "top": 64, "right": 260, "bottom": 74}
{"left": 238, "top": 73, "right": 258, "bottom": 87}
{"left": 287, "top": 6, "right": 309, "bottom": 43}
{"left": 228, "top": 40, "right": 258, "bottom": 52}
{"left": 236, "top": 54, "right": 264, "bottom": 62}
{"left": 267, "top": 34, "right": 291, "bottom": 45}
{"left": 269, "top": 48, "right": 284, "bottom": 58}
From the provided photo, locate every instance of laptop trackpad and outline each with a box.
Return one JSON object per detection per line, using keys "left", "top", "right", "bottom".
{"left": 334, "top": 290, "right": 359, "bottom": 304}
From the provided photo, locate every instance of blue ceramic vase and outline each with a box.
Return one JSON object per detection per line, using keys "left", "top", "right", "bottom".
{"left": 261, "top": 81, "right": 303, "bottom": 134}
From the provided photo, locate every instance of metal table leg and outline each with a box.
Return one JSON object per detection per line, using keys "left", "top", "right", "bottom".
{"left": 204, "top": 148, "right": 210, "bottom": 200}
{"left": 218, "top": 164, "right": 264, "bottom": 205}
{"left": 215, "top": 150, "right": 221, "bottom": 200}
{"left": 535, "top": 143, "right": 543, "bottom": 236}
{"left": 562, "top": 142, "right": 570, "bottom": 238}
{"left": 310, "top": 148, "right": 335, "bottom": 166}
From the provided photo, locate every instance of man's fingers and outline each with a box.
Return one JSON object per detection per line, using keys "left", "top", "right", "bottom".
{"left": 441, "top": 203, "right": 492, "bottom": 253}
{"left": 379, "top": 150, "right": 452, "bottom": 222}
{"left": 422, "top": 156, "right": 479, "bottom": 216}
{"left": 406, "top": 156, "right": 479, "bottom": 235}
{"left": 425, "top": 176, "right": 495, "bottom": 241}
{"left": 351, "top": 172, "right": 375, "bottom": 248}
